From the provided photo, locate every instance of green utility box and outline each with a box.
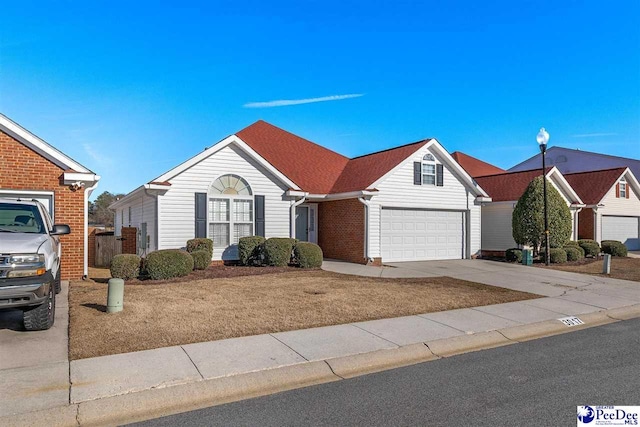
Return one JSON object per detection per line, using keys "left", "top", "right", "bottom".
{"left": 522, "top": 249, "right": 533, "bottom": 266}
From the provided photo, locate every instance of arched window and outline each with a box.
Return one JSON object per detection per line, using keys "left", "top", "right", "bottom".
{"left": 619, "top": 176, "right": 627, "bottom": 198}
{"left": 422, "top": 154, "right": 436, "bottom": 185}
{"left": 208, "top": 174, "right": 253, "bottom": 248}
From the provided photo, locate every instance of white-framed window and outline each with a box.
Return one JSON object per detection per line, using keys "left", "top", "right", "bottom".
{"left": 422, "top": 154, "right": 436, "bottom": 185}
{"left": 208, "top": 175, "right": 253, "bottom": 247}
{"left": 619, "top": 177, "right": 627, "bottom": 198}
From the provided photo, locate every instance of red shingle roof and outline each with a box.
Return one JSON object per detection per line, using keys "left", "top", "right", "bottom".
{"left": 564, "top": 168, "right": 626, "bottom": 205}
{"left": 474, "top": 169, "right": 545, "bottom": 202}
{"left": 236, "top": 120, "right": 349, "bottom": 194}
{"left": 451, "top": 152, "right": 505, "bottom": 178}
{"left": 236, "top": 121, "right": 429, "bottom": 194}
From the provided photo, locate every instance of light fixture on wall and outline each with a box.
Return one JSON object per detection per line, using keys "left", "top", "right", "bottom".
{"left": 70, "top": 181, "right": 85, "bottom": 191}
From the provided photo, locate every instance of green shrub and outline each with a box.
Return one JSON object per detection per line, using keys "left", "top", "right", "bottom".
{"left": 263, "top": 238, "right": 297, "bottom": 267}
{"left": 110, "top": 254, "right": 141, "bottom": 280}
{"left": 512, "top": 176, "right": 572, "bottom": 253}
{"left": 540, "top": 248, "right": 568, "bottom": 264}
{"left": 505, "top": 248, "right": 523, "bottom": 263}
{"left": 186, "top": 238, "right": 213, "bottom": 259}
{"left": 238, "top": 236, "right": 266, "bottom": 266}
{"left": 293, "top": 242, "right": 323, "bottom": 268}
{"left": 578, "top": 239, "right": 601, "bottom": 257}
{"left": 601, "top": 240, "right": 628, "bottom": 257}
{"left": 145, "top": 249, "right": 194, "bottom": 280}
{"left": 564, "top": 247, "right": 583, "bottom": 262}
{"left": 191, "top": 250, "right": 211, "bottom": 270}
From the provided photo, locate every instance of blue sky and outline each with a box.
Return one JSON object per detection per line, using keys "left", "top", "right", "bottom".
{"left": 1, "top": 1, "right": 639, "bottom": 199}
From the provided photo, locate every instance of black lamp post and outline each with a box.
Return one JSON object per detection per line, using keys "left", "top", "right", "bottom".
{"left": 537, "top": 127, "right": 550, "bottom": 266}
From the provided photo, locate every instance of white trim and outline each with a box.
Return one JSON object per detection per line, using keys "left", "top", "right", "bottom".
{"left": 153, "top": 134, "right": 301, "bottom": 190}
{"left": 368, "top": 139, "right": 490, "bottom": 198}
{"left": 84, "top": 180, "right": 100, "bottom": 278}
{"left": 0, "top": 114, "right": 92, "bottom": 173}
{"left": 287, "top": 189, "right": 379, "bottom": 202}
{"left": 546, "top": 167, "right": 583, "bottom": 204}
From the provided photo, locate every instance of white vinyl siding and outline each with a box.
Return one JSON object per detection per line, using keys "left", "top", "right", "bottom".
{"left": 114, "top": 191, "right": 157, "bottom": 255}
{"left": 594, "top": 176, "right": 640, "bottom": 247}
{"left": 368, "top": 146, "right": 481, "bottom": 260}
{"left": 157, "top": 144, "right": 290, "bottom": 260}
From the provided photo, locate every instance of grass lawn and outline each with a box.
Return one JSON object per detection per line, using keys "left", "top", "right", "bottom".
{"left": 70, "top": 269, "right": 538, "bottom": 360}
{"left": 537, "top": 256, "right": 640, "bottom": 282}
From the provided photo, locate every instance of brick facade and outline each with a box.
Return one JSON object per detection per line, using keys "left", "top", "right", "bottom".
{"left": 0, "top": 130, "right": 86, "bottom": 279}
{"left": 318, "top": 199, "right": 366, "bottom": 264}
{"left": 121, "top": 227, "right": 138, "bottom": 254}
{"left": 578, "top": 208, "right": 595, "bottom": 240}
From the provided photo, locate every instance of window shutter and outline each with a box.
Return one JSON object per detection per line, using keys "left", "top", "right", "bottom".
{"left": 436, "top": 164, "right": 444, "bottom": 187}
{"left": 255, "top": 195, "right": 265, "bottom": 237}
{"left": 626, "top": 185, "right": 630, "bottom": 199}
{"left": 195, "top": 192, "right": 207, "bottom": 238}
{"left": 414, "top": 162, "right": 422, "bottom": 185}
{"left": 616, "top": 183, "right": 620, "bottom": 198}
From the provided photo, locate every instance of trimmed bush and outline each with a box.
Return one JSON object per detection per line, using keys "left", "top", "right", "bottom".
{"left": 238, "top": 236, "right": 266, "bottom": 266}
{"left": 564, "top": 243, "right": 585, "bottom": 258}
{"left": 110, "top": 254, "right": 141, "bottom": 280}
{"left": 263, "top": 238, "right": 297, "bottom": 267}
{"left": 601, "top": 240, "right": 628, "bottom": 257}
{"left": 505, "top": 248, "right": 523, "bottom": 263}
{"left": 540, "top": 248, "right": 568, "bottom": 264}
{"left": 294, "top": 242, "right": 323, "bottom": 268}
{"left": 578, "top": 239, "right": 601, "bottom": 257}
{"left": 186, "top": 238, "right": 213, "bottom": 259}
{"left": 191, "top": 250, "right": 211, "bottom": 270}
{"left": 145, "top": 249, "right": 194, "bottom": 280}
{"left": 564, "top": 247, "right": 583, "bottom": 262}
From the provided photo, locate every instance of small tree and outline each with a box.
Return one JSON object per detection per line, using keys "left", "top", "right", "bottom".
{"left": 512, "top": 176, "right": 572, "bottom": 254}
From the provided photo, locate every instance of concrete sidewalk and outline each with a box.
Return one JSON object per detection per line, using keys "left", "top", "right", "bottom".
{"left": 2, "top": 260, "right": 639, "bottom": 426}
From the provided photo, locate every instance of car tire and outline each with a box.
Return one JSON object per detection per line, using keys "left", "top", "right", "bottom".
{"left": 54, "top": 269, "right": 61, "bottom": 294}
{"left": 23, "top": 284, "right": 56, "bottom": 331}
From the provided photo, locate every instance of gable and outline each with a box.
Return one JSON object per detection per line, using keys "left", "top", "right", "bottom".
{"left": 564, "top": 168, "right": 629, "bottom": 205}
{"left": 475, "top": 168, "right": 579, "bottom": 204}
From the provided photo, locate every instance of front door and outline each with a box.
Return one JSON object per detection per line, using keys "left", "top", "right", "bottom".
{"left": 295, "top": 204, "right": 317, "bottom": 243}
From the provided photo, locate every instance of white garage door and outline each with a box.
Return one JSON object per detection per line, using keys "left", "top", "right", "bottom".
{"left": 0, "top": 191, "right": 54, "bottom": 217}
{"left": 602, "top": 216, "right": 640, "bottom": 250}
{"left": 381, "top": 208, "right": 464, "bottom": 262}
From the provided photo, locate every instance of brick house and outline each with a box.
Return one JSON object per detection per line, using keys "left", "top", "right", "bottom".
{"left": 0, "top": 114, "right": 100, "bottom": 279}
{"left": 111, "top": 121, "right": 489, "bottom": 264}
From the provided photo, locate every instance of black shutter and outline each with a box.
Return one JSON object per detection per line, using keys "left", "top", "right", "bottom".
{"left": 436, "top": 164, "right": 444, "bottom": 187}
{"left": 413, "top": 162, "right": 422, "bottom": 185}
{"left": 255, "top": 195, "right": 265, "bottom": 237}
{"left": 195, "top": 192, "right": 207, "bottom": 238}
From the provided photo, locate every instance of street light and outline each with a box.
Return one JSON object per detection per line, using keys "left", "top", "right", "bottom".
{"left": 537, "top": 127, "right": 550, "bottom": 266}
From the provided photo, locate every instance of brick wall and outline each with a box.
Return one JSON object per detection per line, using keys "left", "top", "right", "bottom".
{"left": 578, "top": 208, "right": 595, "bottom": 240}
{"left": 318, "top": 199, "right": 366, "bottom": 264}
{"left": 88, "top": 227, "right": 97, "bottom": 268}
{"left": 121, "top": 227, "right": 137, "bottom": 254}
{"left": 0, "top": 130, "right": 85, "bottom": 279}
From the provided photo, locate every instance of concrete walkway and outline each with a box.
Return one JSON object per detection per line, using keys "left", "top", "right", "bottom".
{"left": 2, "top": 261, "right": 639, "bottom": 425}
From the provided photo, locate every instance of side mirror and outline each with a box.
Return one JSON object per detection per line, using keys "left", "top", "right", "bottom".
{"left": 51, "top": 224, "right": 71, "bottom": 235}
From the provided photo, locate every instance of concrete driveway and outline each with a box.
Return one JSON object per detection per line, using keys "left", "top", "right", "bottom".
{"left": 322, "top": 258, "right": 640, "bottom": 302}
{"left": 0, "top": 281, "right": 70, "bottom": 417}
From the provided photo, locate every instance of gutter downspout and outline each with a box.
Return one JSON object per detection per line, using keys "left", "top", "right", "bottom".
{"left": 290, "top": 196, "right": 307, "bottom": 238}
{"left": 358, "top": 197, "right": 372, "bottom": 263}
{"left": 83, "top": 180, "right": 100, "bottom": 279}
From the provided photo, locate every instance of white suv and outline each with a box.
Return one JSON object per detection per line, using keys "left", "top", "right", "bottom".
{"left": 0, "top": 198, "right": 70, "bottom": 331}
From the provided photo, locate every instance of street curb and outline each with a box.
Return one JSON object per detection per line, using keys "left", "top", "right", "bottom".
{"left": 3, "top": 305, "right": 639, "bottom": 426}
{"left": 425, "top": 330, "right": 513, "bottom": 357}
{"left": 325, "top": 343, "right": 438, "bottom": 379}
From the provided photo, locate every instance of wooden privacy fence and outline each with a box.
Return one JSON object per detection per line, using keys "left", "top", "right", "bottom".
{"left": 95, "top": 232, "right": 122, "bottom": 267}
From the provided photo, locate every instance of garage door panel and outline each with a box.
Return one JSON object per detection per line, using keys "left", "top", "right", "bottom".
{"left": 381, "top": 208, "right": 464, "bottom": 262}
{"left": 602, "top": 216, "right": 640, "bottom": 250}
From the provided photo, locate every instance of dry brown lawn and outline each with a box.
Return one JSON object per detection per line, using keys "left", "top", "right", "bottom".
{"left": 538, "top": 257, "right": 640, "bottom": 282}
{"left": 70, "top": 270, "right": 538, "bottom": 360}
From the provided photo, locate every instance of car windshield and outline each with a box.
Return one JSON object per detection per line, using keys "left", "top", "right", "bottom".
{"left": 0, "top": 203, "right": 46, "bottom": 234}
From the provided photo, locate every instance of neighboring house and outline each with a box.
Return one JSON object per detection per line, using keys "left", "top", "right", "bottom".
{"left": 509, "top": 146, "right": 640, "bottom": 179}
{"left": 474, "top": 167, "right": 584, "bottom": 255}
{"left": 0, "top": 114, "right": 101, "bottom": 279}
{"left": 451, "top": 151, "right": 505, "bottom": 177}
{"left": 111, "top": 120, "right": 490, "bottom": 264}
{"left": 564, "top": 167, "right": 640, "bottom": 250}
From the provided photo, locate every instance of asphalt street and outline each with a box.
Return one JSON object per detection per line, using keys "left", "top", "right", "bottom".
{"left": 132, "top": 318, "right": 640, "bottom": 427}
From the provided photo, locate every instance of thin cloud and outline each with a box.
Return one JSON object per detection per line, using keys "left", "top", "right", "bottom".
{"left": 571, "top": 132, "right": 618, "bottom": 138}
{"left": 243, "top": 93, "right": 364, "bottom": 108}
{"left": 83, "top": 143, "right": 112, "bottom": 166}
